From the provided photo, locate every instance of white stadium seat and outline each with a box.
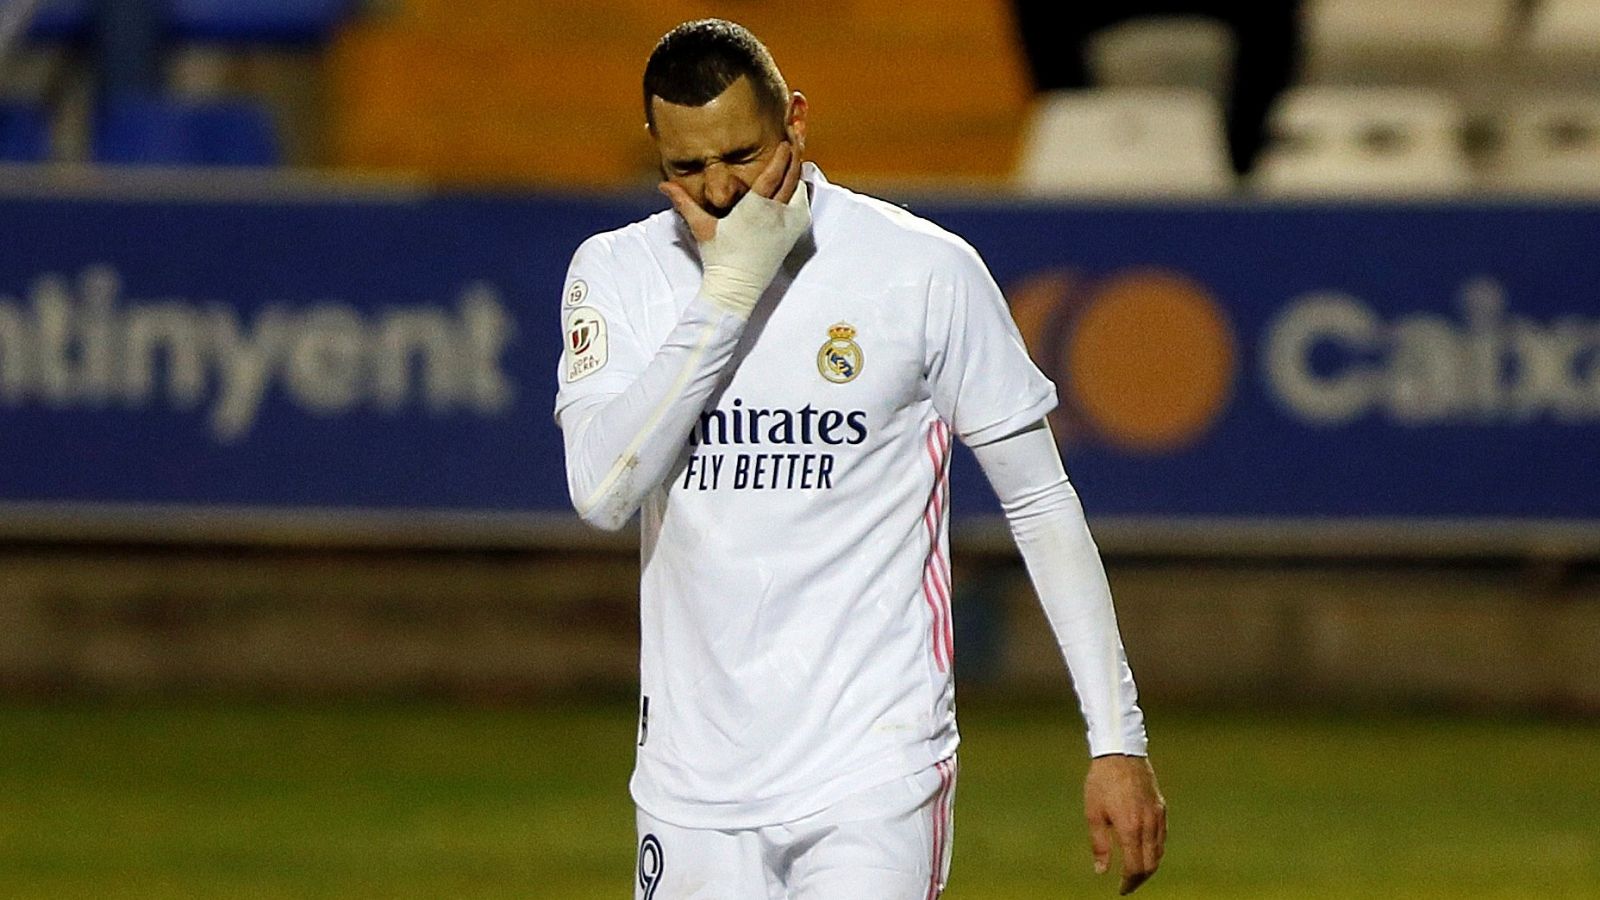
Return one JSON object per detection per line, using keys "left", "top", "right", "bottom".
{"left": 1252, "top": 86, "right": 1472, "bottom": 197}
{"left": 1302, "top": 0, "right": 1516, "bottom": 84}
{"left": 1088, "top": 16, "right": 1235, "bottom": 96}
{"left": 1485, "top": 93, "right": 1600, "bottom": 195}
{"left": 1517, "top": 0, "right": 1600, "bottom": 91}
{"left": 1527, "top": 0, "right": 1600, "bottom": 56}
{"left": 1014, "top": 88, "right": 1233, "bottom": 198}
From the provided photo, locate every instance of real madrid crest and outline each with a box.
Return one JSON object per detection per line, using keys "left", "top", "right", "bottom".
{"left": 817, "top": 322, "right": 863, "bottom": 384}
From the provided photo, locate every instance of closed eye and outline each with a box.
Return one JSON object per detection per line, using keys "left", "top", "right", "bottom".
{"left": 723, "top": 145, "right": 762, "bottom": 165}
{"left": 667, "top": 145, "right": 764, "bottom": 175}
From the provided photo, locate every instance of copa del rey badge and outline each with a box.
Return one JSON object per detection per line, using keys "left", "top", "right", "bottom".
{"left": 817, "top": 321, "right": 863, "bottom": 384}
{"left": 565, "top": 305, "right": 608, "bottom": 382}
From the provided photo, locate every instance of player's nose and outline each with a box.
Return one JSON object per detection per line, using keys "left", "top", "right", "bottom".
{"left": 703, "top": 166, "right": 746, "bottom": 216}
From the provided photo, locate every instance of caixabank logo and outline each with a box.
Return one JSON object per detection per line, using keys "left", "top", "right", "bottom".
{"left": 1009, "top": 267, "right": 1237, "bottom": 454}
{"left": 1009, "top": 268, "right": 1600, "bottom": 455}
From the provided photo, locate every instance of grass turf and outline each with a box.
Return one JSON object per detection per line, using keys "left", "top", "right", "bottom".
{"left": 0, "top": 698, "right": 1596, "bottom": 898}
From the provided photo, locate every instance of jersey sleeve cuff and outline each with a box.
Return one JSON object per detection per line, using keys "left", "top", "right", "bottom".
{"left": 1089, "top": 734, "right": 1150, "bottom": 758}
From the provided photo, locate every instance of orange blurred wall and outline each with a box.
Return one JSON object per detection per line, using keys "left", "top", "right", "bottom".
{"left": 326, "top": 0, "right": 1033, "bottom": 188}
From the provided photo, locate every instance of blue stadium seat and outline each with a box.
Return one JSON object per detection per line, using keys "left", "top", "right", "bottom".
{"left": 26, "top": 0, "right": 355, "bottom": 45}
{"left": 171, "top": 0, "right": 357, "bottom": 44}
{"left": 25, "top": 1, "right": 91, "bottom": 42}
{"left": 93, "top": 96, "right": 281, "bottom": 167}
{"left": 0, "top": 104, "right": 51, "bottom": 162}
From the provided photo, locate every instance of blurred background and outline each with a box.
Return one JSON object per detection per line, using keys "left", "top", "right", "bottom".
{"left": 1, "top": 0, "right": 1598, "bottom": 897}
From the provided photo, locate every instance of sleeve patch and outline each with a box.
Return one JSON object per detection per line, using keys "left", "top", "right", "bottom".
{"left": 565, "top": 279, "right": 588, "bottom": 307}
{"left": 564, "top": 306, "right": 609, "bottom": 382}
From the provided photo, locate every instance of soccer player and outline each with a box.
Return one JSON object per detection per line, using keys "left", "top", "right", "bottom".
{"left": 554, "top": 18, "right": 1166, "bottom": 899}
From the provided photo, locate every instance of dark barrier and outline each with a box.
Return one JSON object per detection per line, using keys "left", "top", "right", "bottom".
{"left": 1, "top": 177, "right": 1595, "bottom": 546}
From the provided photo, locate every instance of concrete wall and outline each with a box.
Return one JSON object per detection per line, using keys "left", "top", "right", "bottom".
{"left": 2, "top": 545, "right": 1597, "bottom": 711}
{"left": 992, "top": 560, "right": 1600, "bottom": 712}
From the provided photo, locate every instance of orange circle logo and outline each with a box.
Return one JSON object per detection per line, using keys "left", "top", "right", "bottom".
{"left": 1011, "top": 268, "right": 1236, "bottom": 453}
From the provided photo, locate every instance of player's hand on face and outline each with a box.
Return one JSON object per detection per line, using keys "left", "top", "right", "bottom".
{"left": 659, "top": 179, "right": 720, "bottom": 243}
{"left": 763, "top": 127, "right": 804, "bottom": 206}
{"left": 1084, "top": 754, "right": 1167, "bottom": 895}
{"left": 749, "top": 139, "right": 798, "bottom": 203}
{"left": 665, "top": 137, "right": 810, "bottom": 319}
{"left": 660, "top": 140, "right": 797, "bottom": 243}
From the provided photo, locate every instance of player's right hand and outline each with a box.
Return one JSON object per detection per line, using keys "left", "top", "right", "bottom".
{"left": 661, "top": 141, "right": 810, "bottom": 319}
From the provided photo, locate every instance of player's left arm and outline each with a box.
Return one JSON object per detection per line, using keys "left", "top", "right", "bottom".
{"left": 969, "top": 420, "right": 1167, "bottom": 895}
{"left": 922, "top": 237, "right": 1165, "bottom": 891}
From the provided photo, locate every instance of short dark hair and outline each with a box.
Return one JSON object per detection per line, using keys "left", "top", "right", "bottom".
{"left": 642, "top": 19, "right": 789, "bottom": 131}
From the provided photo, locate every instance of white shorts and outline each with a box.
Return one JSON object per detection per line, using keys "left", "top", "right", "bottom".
{"left": 634, "top": 756, "right": 958, "bottom": 900}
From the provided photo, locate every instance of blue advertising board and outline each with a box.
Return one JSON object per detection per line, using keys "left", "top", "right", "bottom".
{"left": 928, "top": 201, "right": 1600, "bottom": 524}
{"left": 0, "top": 185, "right": 647, "bottom": 525}
{"left": 0, "top": 178, "right": 1595, "bottom": 543}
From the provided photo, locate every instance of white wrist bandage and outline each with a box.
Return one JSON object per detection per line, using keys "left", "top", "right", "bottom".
{"left": 696, "top": 185, "right": 811, "bottom": 318}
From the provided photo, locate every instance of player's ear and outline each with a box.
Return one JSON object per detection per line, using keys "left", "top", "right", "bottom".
{"left": 786, "top": 91, "right": 808, "bottom": 155}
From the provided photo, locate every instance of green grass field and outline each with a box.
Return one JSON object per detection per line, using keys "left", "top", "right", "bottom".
{"left": 1, "top": 698, "right": 1596, "bottom": 898}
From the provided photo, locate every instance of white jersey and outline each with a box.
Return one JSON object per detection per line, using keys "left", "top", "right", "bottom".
{"left": 555, "top": 166, "right": 1056, "bottom": 828}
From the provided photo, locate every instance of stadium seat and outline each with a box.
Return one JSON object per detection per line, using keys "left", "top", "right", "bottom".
{"left": 1518, "top": 0, "right": 1600, "bottom": 90}
{"left": 25, "top": 0, "right": 354, "bottom": 44}
{"left": 92, "top": 96, "right": 281, "bottom": 166}
{"left": 1088, "top": 16, "right": 1235, "bottom": 96}
{"left": 23, "top": 1, "right": 89, "bottom": 41}
{"left": 1302, "top": 0, "right": 1515, "bottom": 84}
{"left": 1252, "top": 86, "right": 1472, "bottom": 197}
{"left": 1485, "top": 93, "right": 1600, "bottom": 195}
{"left": 169, "top": 0, "right": 356, "bottom": 45}
{"left": 1015, "top": 88, "right": 1233, "bottom": 198}
{"left": 0, "top": 104, "right": 51, "bottom": 162}
{"left": 1527, "top": 0, "right": 1600, "bottom": 56}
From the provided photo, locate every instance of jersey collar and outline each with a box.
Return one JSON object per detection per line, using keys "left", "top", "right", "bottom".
{"left": 800, "top": 161, "right": 833, "bottom": 239}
